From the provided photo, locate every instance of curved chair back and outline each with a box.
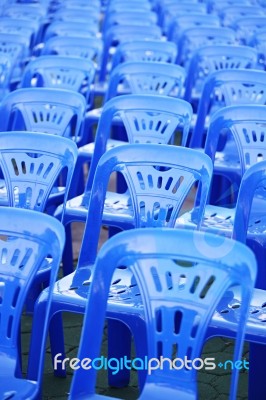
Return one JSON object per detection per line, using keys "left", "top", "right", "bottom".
{"left": 100, "top": 24, "right": 162, "bottom": 81}
{"left": 0, "top": 207, "right": 65, "bottom": 396}
{"left": 103, "top": 10, "right": 158, "bottom": 34}
{"left": 21, "top": 55, "right": 95, "bottom": 103}
{"left": 0, "top": 131, "right": 78, "bottom": 212}
{"left": 70, "top": 228, "right": 256, "bottom": 400}
{"left": 219, "top": 5, "right": 264, "bottom": 28}
{"left": 191, "top": 69, "right": 266, "bottom": 148}
{"left": 111, "top": 40, "right": 177, "bottom": 70}
{"left": 52, "top": 7, "right": 99, "bottom": 24}
{"left": 184, "top": 45, "right": 258, "bottom": 102}
{"left": 105, "top": 61, "right": 186, "bottom": 101}
{"left": 41, "top": 36, "right": 103, "bottom": 64}
{"left": 44, "top": 20, "right": 99, "bottom": 41}
{"left": 205, "top": 105, "right": 266, "bottom": 174}
{"left": 234, "top": 16, "right": 266, "bottom": 45}
{"left": 80, "top": 144, "right": 212, "bottom": 265}
{"left": 0, "top": 88, "right": 86, "bottom": 143}
{"left": 249, "top": 28, "right": 266, "bottom": 69}
{"left": 87, "top": 94, "right": 193, "bottom": 189}
{"left": 177, "top": 26, "right": 236, "bottom": 66}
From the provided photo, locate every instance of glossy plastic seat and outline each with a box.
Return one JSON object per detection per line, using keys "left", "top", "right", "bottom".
{"left": 68, "top": 228, "right": 256, "bottom": 400}
{"left": 41, "top": 36, "right": 103, "bottom": 66}
{"left": 184, "top": 45, "right": 258, "bottom": 104}
{"left": 29, "top": 144, "right": 213, "bottom": 389}
{"left": 21, "top": 55, "right": 96, "bottom": 105}
{"left": 100, "top": 24, "right": 162, "bottom": 82}
{"left": 177, "top": 26, "right": 236, "bottom": 67}
{"left": 190, "top": 69, "right": 266, "bottom": 148}
{"left": 0, "top": 87, "right": 86, "bottom": 144}
{"left": 105, "top": 61, "right": 186, "bottom": 101}
{"left": 0, "top": 207, "right": 65, "bottom": 400}
{"left": 111, "top": 40, "right": 177, "bottom": 70}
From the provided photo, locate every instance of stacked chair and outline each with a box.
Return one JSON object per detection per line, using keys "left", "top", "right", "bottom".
{"left": 1, "top": 0, "right": 266, "bottom": 399}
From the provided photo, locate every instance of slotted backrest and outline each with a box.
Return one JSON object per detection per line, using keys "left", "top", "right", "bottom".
{"left": 0, "top": 54, "right": 12, "bottom": 99}
{"left": 41, "top": 36, "right": 103, "bottom": 63}
{"left": 0, "top": 131, "right": 78, "bottom": 211}
{"left": 249, "top": 28, "right": 266, "bottom": 67}
{"left": 205, "top": 105, "right": 266, "bottom": 173}
{"left": 103, "top": 10, "right": 158, "bottom": 33}
{"left": 81, "top": 144, "right": 212, "bottom": 265}
{"left": 0, "top": 33, "right": 27, "bottom": 61}
{"left": 111, "top": 40, "right": 177, "bottom": 70}
{"left": 184, "top": 45, "right": 258, "bottom": 102}
{"left": 177, "top": 26, "right": 236, "bottom": 66}
{"left": 87, "top": 94, "right": 193, "bottom": 189}
{"left": 2, "top": 4, "right": 47, "bottom": 19}
{"left": 105, "top": 61, "right": 186, "bottom": 101}
{"left": 44, "top": 20, "right": 99, "bottom": 41}
{"left": 220, "top": 5, "right": 265, "bottom": 27}
{"left": 163, "top": 3, "right": 207, "bottom": 36}
{"left": 0, "top": 207, "right": 64, "bottom": 379}
{"left": 100, "top": 24, "right": 162, "bottom": 81}
{"left": 70, "top": 228, "right": 256, "bottom": 399}
{"left": 207, "top": 0, "right": 251, "bottom": 13}
{"left": 52, "top": 8, "right": 99, "bottom": 24}
{"left": 21, "top": 56, "right": 95, "bottom": 102}
{"left": 234, "top": 16, "right": 266, "bottom": 44}
{"left": 0, "top": 88, "right": 86, "bottom": 142}
{"left": 168, "top": 13, "right": 220, "bottom": 42}
{"left": 191, "top": 69, "right": 266, "bottom": 148}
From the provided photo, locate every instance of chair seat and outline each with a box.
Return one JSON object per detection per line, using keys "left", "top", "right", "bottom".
{"left": 0, "top": 379, "right": 38, "bottom": 400}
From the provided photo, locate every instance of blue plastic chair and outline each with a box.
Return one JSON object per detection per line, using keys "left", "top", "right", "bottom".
{"left": 0, "top": 17, "right": 39, "bottom": 50}
{"left": 206, "top": 0, "right": 251, "bottom": 14}
{"left": 0, "top": 87, "right": 86, "bottom": 145}
{"left": 28, "top": 144, "right": 213, "bottom": 389}
{"left": 0, "top": 54, "right": 12, "bottom": 100}
{"left": 52, "top": 7, "right": 99, "bottom": 24}
{"left": 105, "top": 61, "right": 186, "bottom": 101}
{"left": 184, "top": 45, "right": 258, "bottom": 104}
{"left": 190, "top": 69, "right": 266, "bottom": 148}
{"left": 178, "top": 160, "right": 266, "bottom": 399}
{"left": 168, "top": 13, "right": 220, "bottom": 42}
{"left": 111, "top": 40, "right": 177, "bottom": 70}
{"left": 234, "top": 16, "right": 266, "bottom": 45}
{"left": 0, "top": 207, "right": 65, "bottom": 399}
{"left": 99, "top": 24, "right": 162, "bottom": 82}
{"left": 219, "top": 5, "right": 265, "bottom": 28}
{"left": 75, "top": 94, "right": 193, "bottom": 198}
{"left": 21, "top": 55, "right": 96, "bottom": 106}
{"left": 102, "top": 10, "right": 158, "bottom": 34}
{"left": 68, "top": 228, "right": 256, "bottom": 400}
{"left": 249, "top": 28, "right": 266, "bottom": 69}
{"left": 177, "top": 26, "right": 236, "bottom": 67}
{"left": 43, "top": 20, "right": 99, "bottom": 42}
{"left": 41, "top": 36, "right": 103, "bottom": 67}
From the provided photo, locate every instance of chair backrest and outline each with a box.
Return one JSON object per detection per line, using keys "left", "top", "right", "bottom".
{"left": 87, "top": 94, "right": 193, "bottom": 189}
{"left": 44, "top": 20, "right": 99, "bottom": 41}
{"left": 0, "top": 33, "right": 28, "bottom": 62}
{"left": 0, "top": 131, "right": 78, "bottom": 212}
{"left": 233, "top": 160, "right": 266, "bottom": 243}
{"left": 191, "top": 69, "right": 266, "bottom": 148}
{"left": 184, "top": 45, "right": 258, "bottom": 102}
{"left": 168, "top": 13, "right": 220, "bottom": 42}
{"left": 105, "top": 61, "right": 186, "bottom": 101}
{"left": 52, "top": 7, "right": 99, "bottom": 24}
{"left": 103, "top": 10, "right": 158, "bottom": 33}
{"left": 0, "top": 54, "right": 12, "bottom": 99}
{"left": 177, "top": 26, "right": 236, "bottom": 66}
{"left": 41, "top": 36, "right": 103, "bottom": 64}
{"left": 80, "top": 144, "right": 212, "bottom": 265}
{"left": 219, "top": 5, "right": 264, "bottom": 27}
{"left": 207, "top": 0, "right": 251, "bottom": 13}
{"left": 70, "top": 227, "right": 256, "bottom": 400}
{"left": 21, "top": 55, "right": 95, "bottom": 103}
{"left": 100, "top": 24, "right": 162, "bottom": 81}
{"left": 234, "top": 16, "right": 266, "bottom": 44}
{"left": 0, "top": 207, "right": 65, "bottom": 387}
{"left": 205, "top": 105, "right": 266, "bottom": 174}
{"left": 0, "top": 17, "right": 37, "bottom": 49}
{"left": 0, "top": 87, "right": 86, "bottom": 143}
{"left": 249, "top": 28, "right": 266, "bottom": 68}
{"left": 111, "top": 40, "right": 177, "bottom": 70}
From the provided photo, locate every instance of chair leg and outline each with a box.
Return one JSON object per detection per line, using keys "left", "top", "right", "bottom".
{"left": 62, "top": 224, "right": 74, "bottom": 276}
{"left": 49, "top": 312, "right": 67, "bottom": 378}
{"left": 107, "top": 319, "right": 132, "bottom": 387}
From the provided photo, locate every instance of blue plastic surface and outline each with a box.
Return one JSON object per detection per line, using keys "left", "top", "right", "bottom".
{"left": 21, "top": 55, "right": 95, "bottom": 104}
{"left": 0, "top": 207, "right": 65, "bottom": 399}
{"left": 69, "top": 228, "right": 256, "bottom": 400}
{"left": 111, "top": 40, "right": 177, "bottom": 70}
{"left": 44, "top": 20, "right": 99, "bottom": 42}
{"left": 0, "top": 87, "right": 86, "bottom": 144}
{"left": 105, "top": 61, "right": 186, "bottom": 101}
